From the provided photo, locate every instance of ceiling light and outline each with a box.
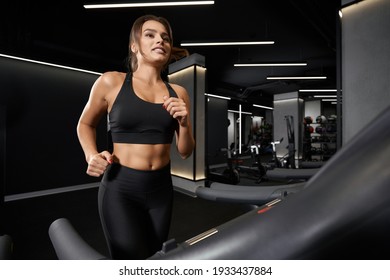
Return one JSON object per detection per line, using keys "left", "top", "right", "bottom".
{"left": 299, "top": 89, "right": 337, "bottom": 92}
{"left": 0, "top": 53, "right": 102, "bottom": 75}
{"left": 253, "top": 104, "right": 274, "bottom": 110}
{"left": 84, "top": 1, "right": 214, "bottom": 9}
{"left": 314, "top": 95, "right": 337, "bottom": 98}
{"left": 322, "top": 99, "right": 337, "bottom": 102}
{"left": 204, "top": 93, "right": 231, "bottom": 100}
{"left": 181, "top": 41, "right": 275, "bottom": 47}
{"left": 235, "top": 63, "right": 307, "bottom": 67}
{"left": 267, "top": 76, "right": 327, "bottom": 80}
{"left": 228, "top": 110, "right": 252, "bottom": 115}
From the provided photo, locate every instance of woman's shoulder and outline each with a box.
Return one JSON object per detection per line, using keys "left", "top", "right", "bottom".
{"left": 98, "top": 71, "right": 127, "bottom": 87}
{"left": 169, "top": 83, "right": 188, "bottom": 98}
{"left": 90, "top": 71, "right": 127, "bottom": 99}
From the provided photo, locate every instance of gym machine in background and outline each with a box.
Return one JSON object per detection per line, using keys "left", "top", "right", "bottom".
{"left": 273, "top": 92, "right": 303, "bottom": 168}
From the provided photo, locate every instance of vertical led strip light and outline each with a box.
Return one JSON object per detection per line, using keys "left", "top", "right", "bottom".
{"left": 84, "top": 1, "right": 215, "bottom": 9}
{"left": 239, "top": 104, "right": 242, "bottom": 154}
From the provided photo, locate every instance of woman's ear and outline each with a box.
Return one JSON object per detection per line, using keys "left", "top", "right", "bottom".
{"left": 131, "top": 43, "right": 138, "bottom": 53}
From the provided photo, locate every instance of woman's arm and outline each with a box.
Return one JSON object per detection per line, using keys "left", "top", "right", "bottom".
{"left": 77, "top": 73, "right": 116, "bottom": 176}
{"left": 163, "top": 84, "right": 195, "bottom": 159}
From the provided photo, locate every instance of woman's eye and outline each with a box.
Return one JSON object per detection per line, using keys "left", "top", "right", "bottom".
{"left": 144, "top": 32, "right": 170, "bottom": 43}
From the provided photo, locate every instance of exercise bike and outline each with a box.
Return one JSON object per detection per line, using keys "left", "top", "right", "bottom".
{"left": 227, "top": 144, "right": 268, "bottom": 184}
{"left": 268, "top": 115, "right": 297, "bottom": 169}
{"left": 207, "top": 147, "right": 240, "bottom": 185}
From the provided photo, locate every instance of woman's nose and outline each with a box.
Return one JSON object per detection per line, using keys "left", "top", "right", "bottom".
{"left": 156, "top": 35, "right": 163, "bottom": 44}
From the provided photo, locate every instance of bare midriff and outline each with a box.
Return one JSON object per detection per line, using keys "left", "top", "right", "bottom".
{"left": 112, "top": 143, "right": 172, "bottom": 170}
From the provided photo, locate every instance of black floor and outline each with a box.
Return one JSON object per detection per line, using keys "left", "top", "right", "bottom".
{"left": 3, "top": 187, "right": 249, "bottom": 260}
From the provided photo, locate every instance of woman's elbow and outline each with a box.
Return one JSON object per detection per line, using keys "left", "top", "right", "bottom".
{"left": 179, "top": 151, "right": 192, "bottom": 160}
{"left": 178, "top": 142, "right": 195, "bottom": 159}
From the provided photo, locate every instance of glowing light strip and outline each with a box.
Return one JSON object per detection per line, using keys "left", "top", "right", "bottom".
{"left": 228, "top": 110, "right": 252, "bottom": 115}
{"left": 239, "top": 104, "right": 242, "bottom": 154}
{"left": 204, "top": 93, "right": 231, "bottom": 100}
{"left": 0, "top": 53, "right": 102, "bottom": 75}
{"left": 181, "top": 41, "right": 275, "bottom": 46}
{"left": 253, "top": 104, "right": 274, "bottom": 110}
{"left": 267, "top": 76, "right": 327, "bottom": 80}
{"left": 322, "top": 99, "right": 337, "bottom": 102}
{"left": 299, "top": 89, "right": 337, "bottom": 92}
{"left": 84, "top": 1, "right": 214, "bottom": 9}
{"left": 185, "top": 228, "right": 218, "bottom": 246}
{"left": 235, "top": 62, "right": 307, "bottom": 67}
{"left": 314, "top": 95, "right": 337, "bottom": 98}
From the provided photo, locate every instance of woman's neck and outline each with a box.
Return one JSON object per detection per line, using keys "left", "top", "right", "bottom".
{"left": 132, "top": 65, "right": 162, "bottom": 85}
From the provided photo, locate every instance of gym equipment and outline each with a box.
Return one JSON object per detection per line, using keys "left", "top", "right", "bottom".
{"left": 49, "top": 218, "right": 106, "bottom": 260}
{"left": 260, "top": 135, "right": 319, "bottom": 181}
{"left": 207, "top": 147, "right": 240, "bottom": 185}
{"left": 268, "top": 137, "right": 284, "bottom": 168}
{"left": 233, "top": 144, "right": 267, "bottom": 183}
{"left": 196, "top": 181, "right": 305, "bottom": 205}
{"left": 284, "top": 115, "right": 296, "bottom": 168}
{"left": 265, "top": 167, "right": 320, "bottom": 181}
{"left": 49, "top": 105, "right": 390, "bottom": 260}
{"left": 303, "top": 119, "right": 314, "bottom": 161}
{"left": 148, "top": 105, "right": 390, "bottom": 259}
{"left": 315, "top": 126, "right": 325, "bottom": 134}
{"left": 240, "top": 115, "right": 297, "bottom": 180}
{"left": 300, "top": 161, "right": 324, "bottom": 169}
{"left": 327, "top": 114, "right": 337, "bottom": 123}
{"left": 0, "top": 235, "right": 13, "bottom": 260}
{"left": 267, "top": 115, "right": 296, "bottom": 169}
{"left": 311, "top": 115, "right": 337, "bottom": 161}
{"left": 229, "top": 115, "right": 300, "bottom": 183}
{"left": 268, "top": 137, "right": 298, "bottom": 170}
{"left": 48, "top": 180, "right": 303, "bottom": 260}
{"left": 316, "top": 115, "right": 328, "bottom": 124}
{"left": 304, "top": 116, "right": 313, "bottom": 124}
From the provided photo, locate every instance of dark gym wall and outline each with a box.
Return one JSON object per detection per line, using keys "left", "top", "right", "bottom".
{"left": 0, "top": 106, "right": 5, "bottom": 233}
{"left": 206, "top": 97, "right": 228, "bottom": 166}
{"left": 0, "top": 56, "right": 107, "bottom": 195}
{"left": 341, "top": 0, "right": 390, "bottom": 143}
{"left": 342, "top": 0, "right": 356, "bottom": 5}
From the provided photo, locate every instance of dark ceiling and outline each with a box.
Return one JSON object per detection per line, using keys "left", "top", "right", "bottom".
{"left": 1, "top": 0, "right": 340, "bottom": 107}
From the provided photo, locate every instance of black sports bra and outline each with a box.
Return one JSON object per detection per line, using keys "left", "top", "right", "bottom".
{"left": 108, "top": 73, "right": 178, "bottom": 144}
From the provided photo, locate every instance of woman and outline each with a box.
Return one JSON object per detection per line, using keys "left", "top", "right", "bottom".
{"left": 77, "top": 15, "right": 195, "bottom": 259}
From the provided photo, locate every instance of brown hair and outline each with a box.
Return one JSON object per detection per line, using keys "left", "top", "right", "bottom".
{"left": 127, "top": 15, "right": 188, "bottom": 72}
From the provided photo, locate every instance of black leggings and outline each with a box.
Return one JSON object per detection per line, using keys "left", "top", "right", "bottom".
{"left": 98, "top": 163, "right": 173, "bottom": 260}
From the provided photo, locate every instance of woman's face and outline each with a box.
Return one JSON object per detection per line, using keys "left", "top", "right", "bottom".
{"left": 134, "top": 20, "right": 172, "bottom": 67}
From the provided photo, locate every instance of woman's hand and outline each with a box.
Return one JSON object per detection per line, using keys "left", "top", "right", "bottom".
{"left": 163, "top": 96, "right": 189, "bottom": 127}
{"left": 86, "top": 151, "right": 113, "bottom": 177}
